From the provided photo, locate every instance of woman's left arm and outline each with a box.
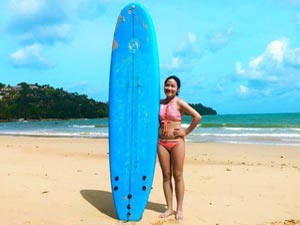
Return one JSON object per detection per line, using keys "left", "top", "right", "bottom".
{"left": 175, "top": 99, "right": 202, "bottom": 137}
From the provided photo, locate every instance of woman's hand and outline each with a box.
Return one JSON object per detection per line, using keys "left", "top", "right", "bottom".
{"left": 173, "top": 128, "right": 186, "bottom": 138}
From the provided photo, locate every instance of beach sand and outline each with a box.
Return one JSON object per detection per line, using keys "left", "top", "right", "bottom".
{"left": 1, "top": 136, "right": 300, "bottom": 225}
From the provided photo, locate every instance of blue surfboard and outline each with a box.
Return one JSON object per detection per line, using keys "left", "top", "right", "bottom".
{"left": 109, "top": 2, "right": 160, "bottom": 222}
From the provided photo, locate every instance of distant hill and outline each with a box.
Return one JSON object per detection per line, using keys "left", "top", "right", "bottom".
{"left": 0, "top": 82, "right": 217, "bottom": 121}
{"left": 189, "top": 103, "right": 217, "bottom": 115}
{"left": 0, "top": 82, "right": 108, "bottom": 120}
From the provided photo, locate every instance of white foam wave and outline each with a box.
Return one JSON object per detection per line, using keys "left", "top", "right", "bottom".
{"left": 195, "top": 133, "right": 300, "bottom": 138}
{"left": 69, "top": 125, "right": 96, "bottom": 129}
{"left": 0, "top": 131, "right": 108, "bottom": 138}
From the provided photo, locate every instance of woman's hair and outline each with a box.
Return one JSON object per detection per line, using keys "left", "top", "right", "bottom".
{"left": 164, "top": 75, "right": 181, "bottom": 96}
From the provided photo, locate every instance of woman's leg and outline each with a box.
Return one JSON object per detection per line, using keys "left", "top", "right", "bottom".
{"left": 157, "top": 144, "right": 175, "bottom": 217}
{"left": 171, "top": 141, "right": 185, "bottom": 220}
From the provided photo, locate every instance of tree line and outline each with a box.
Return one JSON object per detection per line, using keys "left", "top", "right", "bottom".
{"left": 0, "top": 82, "right": 108, "bottom": 120}
{"left": 189, "top": 103, "right": 217, "bottom": 116}
{"left": 0, "top": 82, "right": 216, "bottom": 121}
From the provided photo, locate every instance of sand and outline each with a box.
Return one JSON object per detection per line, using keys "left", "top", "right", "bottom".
{"left": 1, "top": 135, "right": 300, "bottom": 225}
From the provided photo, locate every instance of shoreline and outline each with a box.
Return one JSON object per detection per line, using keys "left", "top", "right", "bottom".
{"left": 0, "top": 133, "right": 108, "bottom": 139}
{"left": 1, "top": 136, "right": 300, "bottom": 225}
{"left": 1, "top": 133, "right": 299, "bottom": 147}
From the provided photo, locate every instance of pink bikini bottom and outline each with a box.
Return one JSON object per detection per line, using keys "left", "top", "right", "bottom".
{"left": 158, "top": 139, "right": 182, "bottom": 152}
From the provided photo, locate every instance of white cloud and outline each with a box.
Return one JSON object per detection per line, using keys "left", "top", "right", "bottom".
{"left": 206, "top": 27, "right": 233, "bottom": 52}
{"left": 235, "top": 62, "right": 245, "bottom": 75}
{"left": 7, "top": 0, "right": 121, "bottom": 45}
{"left": 188, "top": 32, "right": 196, "bottom": 43}
{"left": 162, "top": 32, "right": 201, "bottom": 73}
{"left": 10, "top": 0, "right": 43, "bottom": 16}
{"left": 239, "top": 39, "right": 291, "bottom": 76}
{"left": 285, "top": 47, "right": 300, "bottom": 68}
{"left": 166, "top": 57, "right": 182, "bottom": 70}
{"left": 6, "top": 0, "right": 115, "bottom": 69}
{"left": 10, "top": 43, "right": 54, "bottom": 69}
{"left": 238, "top": 85, "right": 248, "bottom": 94}
{"left": 249, "top": 55, "right": 264, "bottom": 69}
{"left": 8, "top": 0, "right": 71, "bottom": 44}
{"left": 250, "top": 39, "right": 289, "bottom": 71}
{"left": 266, "top": 39, "right": 288, "bottom": 62}
{"left": 234, "top": 38, "right": 300, "bottom": 97}
{"left": 18, "top": 24, "right": 72, "bottom": 44}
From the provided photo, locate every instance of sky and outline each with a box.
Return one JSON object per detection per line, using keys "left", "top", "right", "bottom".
{"left": 1, "top": 0, "right": 300, "bottom": 114}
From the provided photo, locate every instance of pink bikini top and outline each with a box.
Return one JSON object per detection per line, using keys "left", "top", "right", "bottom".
{"left": 159, "top": 102, "right": 182, "bottom": 136}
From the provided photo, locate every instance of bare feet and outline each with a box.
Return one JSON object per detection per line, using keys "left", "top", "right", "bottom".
{"left": 175, "top": 210, "right": 184, "bottom": 220}
{"left": 159, "top": 209, "right": 175, "bottom": 218}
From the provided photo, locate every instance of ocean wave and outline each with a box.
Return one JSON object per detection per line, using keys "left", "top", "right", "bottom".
{"left": 69, "top": 125, "right": 96, "bottom": 129}
{"left": 181, "top": 123, "right": 190, "bottom": 129}
{"left": 193, "top": 132, "right": 300, "bottom": 138}
{"left": 214, "top": 140, "right": 300, "bottom": 147}
{"left": 198, "top": 123, "right": 300, "bottom": 129}
{"left": 221, "top": 127, "right": 300, "bottom": 132}
{"left": 289, "top": 128, "right": 300, "bottom": 131}
{"left": 223, "top": 127, "right": 266, "bottom": 131}
{"left": 0, "top": 131, "right": 108, "bottom": 138}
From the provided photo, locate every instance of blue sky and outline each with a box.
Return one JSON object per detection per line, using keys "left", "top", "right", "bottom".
{"left": 1, "top": 0, "right": 300, "bottom": 114}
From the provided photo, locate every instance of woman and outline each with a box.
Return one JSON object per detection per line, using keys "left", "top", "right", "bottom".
{"left": 158, "top": 75, "right": 201, "bottom": 220}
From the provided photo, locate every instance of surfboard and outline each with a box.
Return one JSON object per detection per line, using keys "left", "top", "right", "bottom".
{"left": 108, "top": 3, "right": 160, "bottom": 222}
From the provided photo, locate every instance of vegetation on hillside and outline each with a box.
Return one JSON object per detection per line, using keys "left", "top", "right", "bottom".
{"left": 189, "top": 103, "right": 217, "bottom": 115}
{"left": 0, "top": 82, "right": 108, "bottom": 120}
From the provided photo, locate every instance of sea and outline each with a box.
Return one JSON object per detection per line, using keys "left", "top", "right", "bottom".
{"left": 0, "top": 113, "right": 299, "bottom": 146}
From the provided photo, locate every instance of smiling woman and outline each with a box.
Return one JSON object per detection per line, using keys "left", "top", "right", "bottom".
{"left": 158, "top": 75, "right": 201, "bottom": 220}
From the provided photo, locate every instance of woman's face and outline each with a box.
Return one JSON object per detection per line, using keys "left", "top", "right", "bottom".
{"left": 164, "top": 78, "right": 179, "bottom": 98}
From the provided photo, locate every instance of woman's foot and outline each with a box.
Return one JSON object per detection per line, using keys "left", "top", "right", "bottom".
{"left": 175, "top": 210, "right": 184, "bottom": 220}
{"left": 159, "top": 209, "right": 175, "bottom": 218}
